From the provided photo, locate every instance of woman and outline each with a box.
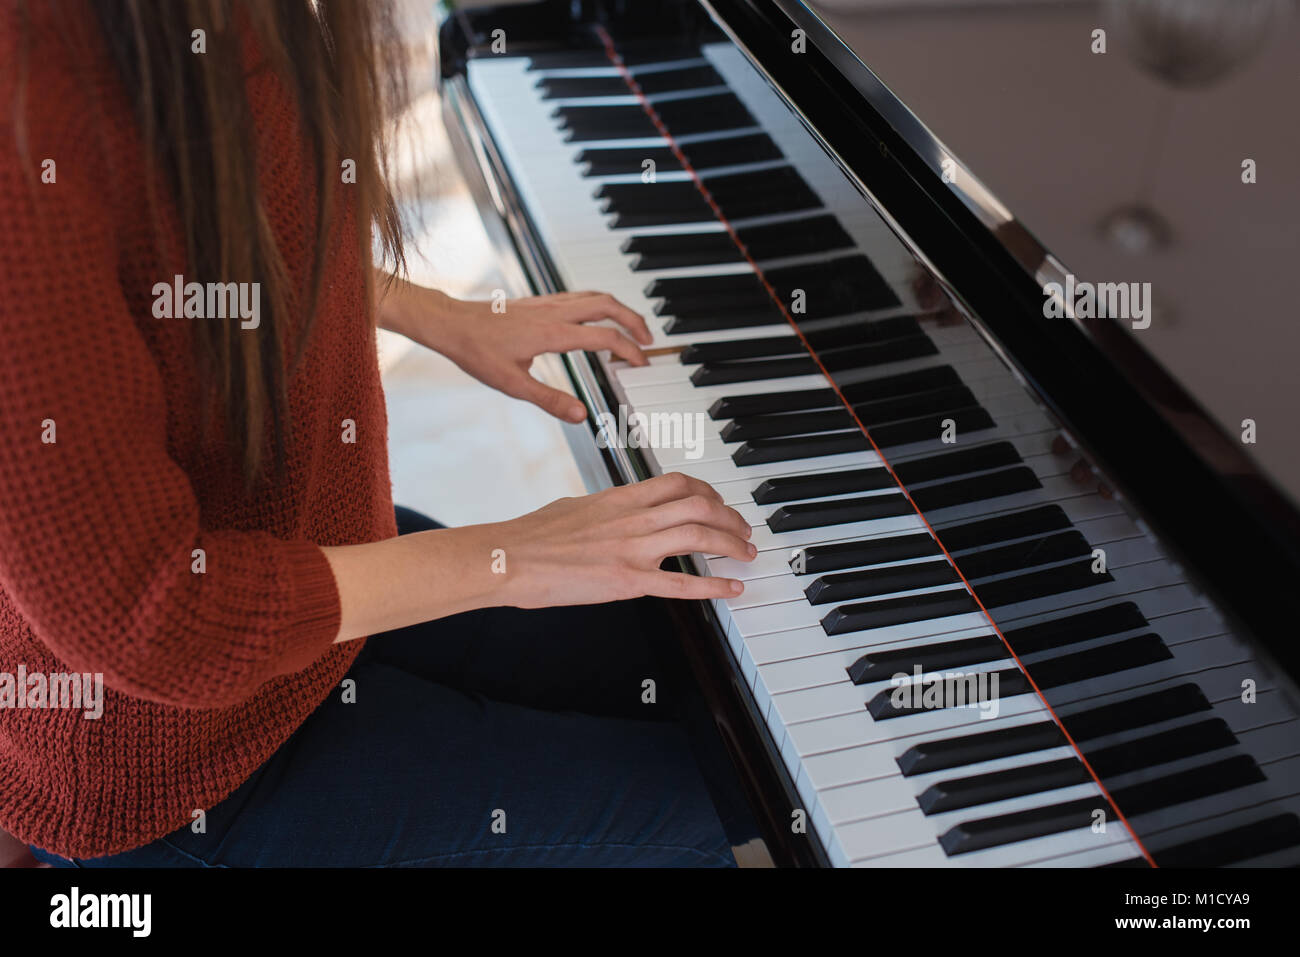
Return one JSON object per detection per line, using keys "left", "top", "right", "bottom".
{"left": 0, "top": 0, "right": 755, "bottom": 866}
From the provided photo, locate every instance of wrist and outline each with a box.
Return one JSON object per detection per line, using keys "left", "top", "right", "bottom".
{"left": 377, "top": 281, "right": 460, "bottom": 344}
{"left": 425, "top": 521, "right": 514, "bottom": 613}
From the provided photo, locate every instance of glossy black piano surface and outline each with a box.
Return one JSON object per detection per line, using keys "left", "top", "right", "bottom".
{"left": 437, "top": 0, "right": 1300, "bottom": 867}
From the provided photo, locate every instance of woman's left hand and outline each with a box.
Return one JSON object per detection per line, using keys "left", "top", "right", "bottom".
{"left": 381, "top": 284, "right": 652, "bottom": 423}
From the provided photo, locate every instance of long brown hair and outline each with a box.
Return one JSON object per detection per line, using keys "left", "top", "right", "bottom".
{"left": 77, "top": 0, "right": 407, "bottom": 483}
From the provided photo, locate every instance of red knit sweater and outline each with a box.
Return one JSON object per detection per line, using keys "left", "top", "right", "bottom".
{"left": 0, "top": 7, "right": 396, "bottom": 856}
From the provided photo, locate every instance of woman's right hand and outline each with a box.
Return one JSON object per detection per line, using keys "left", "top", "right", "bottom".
{"left": 488, "top": 472, "right": 756, "bottom": 608}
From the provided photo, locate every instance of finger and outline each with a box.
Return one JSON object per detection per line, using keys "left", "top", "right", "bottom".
{"left": 629, "top": 569, "right": 745, "bottom": 601}
{"left": 508, "top": 374, "right": 587, "bottom": 423}
{"left": 641, "top": 524, "right": 756, "bottom": 564}
{"left": 642, "top": 494, "right": 752, "bottom": 541}
{"left": 554, "top": 323, "right": 647, "bottom": 367}
{"left": 619, "top": 472, "right": 724, "bottom": 508}
{"left": 567, "top": 292, "right": 654, "bottom": 345}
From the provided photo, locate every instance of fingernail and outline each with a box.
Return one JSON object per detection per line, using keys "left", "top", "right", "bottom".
{"left": 730, "top": 580, "right": 744, "bottom": 594}
{"left": 747, "top": 542, "right": 757, "bottom": 557}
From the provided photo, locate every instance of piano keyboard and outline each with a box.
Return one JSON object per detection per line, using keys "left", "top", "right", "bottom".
{"left": 463, "top": 39, "right": 1300, "bottom": 867}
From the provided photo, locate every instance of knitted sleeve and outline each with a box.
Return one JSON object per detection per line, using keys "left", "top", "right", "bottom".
{"left": 0, "top": 40, "right": 344, "bottom": 710}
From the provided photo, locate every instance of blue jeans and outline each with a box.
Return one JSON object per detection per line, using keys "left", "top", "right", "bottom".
{"left": 31, "top": 507, "right": 736, "bottom": 867}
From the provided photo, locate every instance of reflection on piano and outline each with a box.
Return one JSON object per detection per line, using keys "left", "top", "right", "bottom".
{"left": 437, "top": 0, "right": 1300, "bottom": 867}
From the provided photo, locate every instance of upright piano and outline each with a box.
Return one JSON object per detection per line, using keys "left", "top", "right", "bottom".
{"left": 436, "top": 0, "right": 1300, "bottom": 866}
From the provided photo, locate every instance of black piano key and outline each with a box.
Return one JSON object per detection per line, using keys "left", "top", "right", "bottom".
{"left": 937, "top": 503, "right": 1071, "bottom": 551}
{"left": 670, "top": 130, "right": 780, "bottom": 167}
{"left": 939, "top": 796, "right": 1106, "bottom": 856}
{"left": 910, "top": 466, "right": 1042, "bottom": 512}
{"left": 652, "top": 92, "right": 757, "bottom": 135}
{"left": 975, "top": 558, "right": 1114, "bottom": 609}
{"left": 1002, "top": 602, "right": 1149, "bottom": 656}
{"left": 793, "top": 533, "right": 941, "bottom": 575}
{"left": 806, "top": 558, "right": 960, "bottom": 605}
{"left": 1127, "top": 757, "right": 1269, "bottom": 826}
{"left": 762, "top": 255, "right": 901, "bottom": 314}
{"left": 598, "top": 181, "right": 714, "bottom": 227}
{"left": 701, "top": 165, "right": 820, "bottom": 220}
{"left": 625, "top": 232, "right": 744, "bottom": 272}
{"left": 527, "top": 47, "right": 701, "bottom": 70}
{"left": 657, "top": 295, "right": 775, "bottom": 320}
{"left": 537, "top": 75, "right": 633, "bottom": 98}
{"left": 555, "top": 104, "right": 660, "bottom": 141}
{"left": 759, "top": 443, "right": 1012, "bottom": 509}
{"left": 731, "top": 430, "right": 870, "bottom": 466}
{"left": 866, "top": 635, "right": 1171, "bottom": 719}
{"left": 526, "top": 50, "right": 617, "bottom": 70}
{"left": 919, "top": 758, "right": 1093, "bottom": 815}
{"left": 822, "top": 589, "right": 978, "bottom": 636}
{"left": 868, "top": 669, "right": 1028, "bottom": 719}
{"left": 925, "top": 719, "right": 1241, "bottom": 817}
{"left": 753, "top": 467, "right": 895, "bottom": 505}
{"left": 849, "top": 634, "right": 1009, "bottom": 684}
{"left": 578, "top": 133, "right": 781, "bottom": 177}
{"left": 738, "top": 213, "right": 854, "bottom": 261}
{"left": 1028, "top": 634, "right": 1171, "bottom": 690}
{"left": 768, "top": 492, "right": 914, "bottom": 534}
{"left": 708, "top": 388, "right": 838, "bottom": 419}
{"left": 720, "top": 408, "right": 853, "bottom": 442}
{"left": 701, "top": 363, "right": 959, "bottom": 421}
{"left": 1062, "top": 683, "right": 1210, "bottom": 740}
{"left": 896, "top": 684, "right": 1209, "bottom": 777}
{"left": 1113, "top": 755, "right": 1265, "bottom": 818}
{"left": 623, "top": 208, "right": 855, "bottom": 275}
{"left": 897, "top": 721, "right": 1068, "bottom": 776}
{"left": 662, "top": 307, "right": 788, "bottom": 334}
{"left": 839, "top": 365, "right": 962, "bottom": 405}
{"left": 681, "top": 335, "right": 803, "bottom": 364}
{"left": 810, "top": 315, "right": 924, "bottom": 347}
{"left": 719, "top": 382, "right": 973, "bottom": 443}
{"left": 690, "top": 355, "right": 818, "bottom": 386}
{"left": 674, "top": 132, "right": 782, "bottom": 169}
{"left": 854, "top": 603, "right": 1155, "bottom": 689}
{"left": 856, "top": 606, "right": 1152, "bottom": 714}
{"left": 680, "top": 315, "right": 922, "bottom": 364}
{"left": 1118, "top": 815, "right": 1300, "bottom": 868}
{"left": 627, "top": 166, "right": 819, "bottom": 232}
{"left": 952, "top": 529, "right": 1090, "bottom": 579}
{"left": 870, "top": 407, "right": 996, "bottom": 449}
{"left": 892, "top": 442, "right": 1023, "bottom": 485}
{"left": 646, "top": 265, "right": 762, "bottom": 301}
{"left": 691, "top": 337, "right": 933, "bottom": 387}
{"left": 851, "top": 384, "right": 976, "bottom": 428}
{"left": 558, "top": 93, "right": 756, "bottom": 142}
{"left": 580, "top": 145, "right": 683, "bottom": 177}
{"left": 1086, "top": 718, "right": 1238, "bottom": 779}
{"left": 818, "top": 335, "right": 938, "bottom": 373}
{"left": 634, "top": 64, "right": 726, "bottom": 95}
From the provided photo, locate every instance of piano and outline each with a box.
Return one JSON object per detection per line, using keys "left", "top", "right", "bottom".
{"left": 435, "top": 0, "right": 1300, "bottom": 866}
